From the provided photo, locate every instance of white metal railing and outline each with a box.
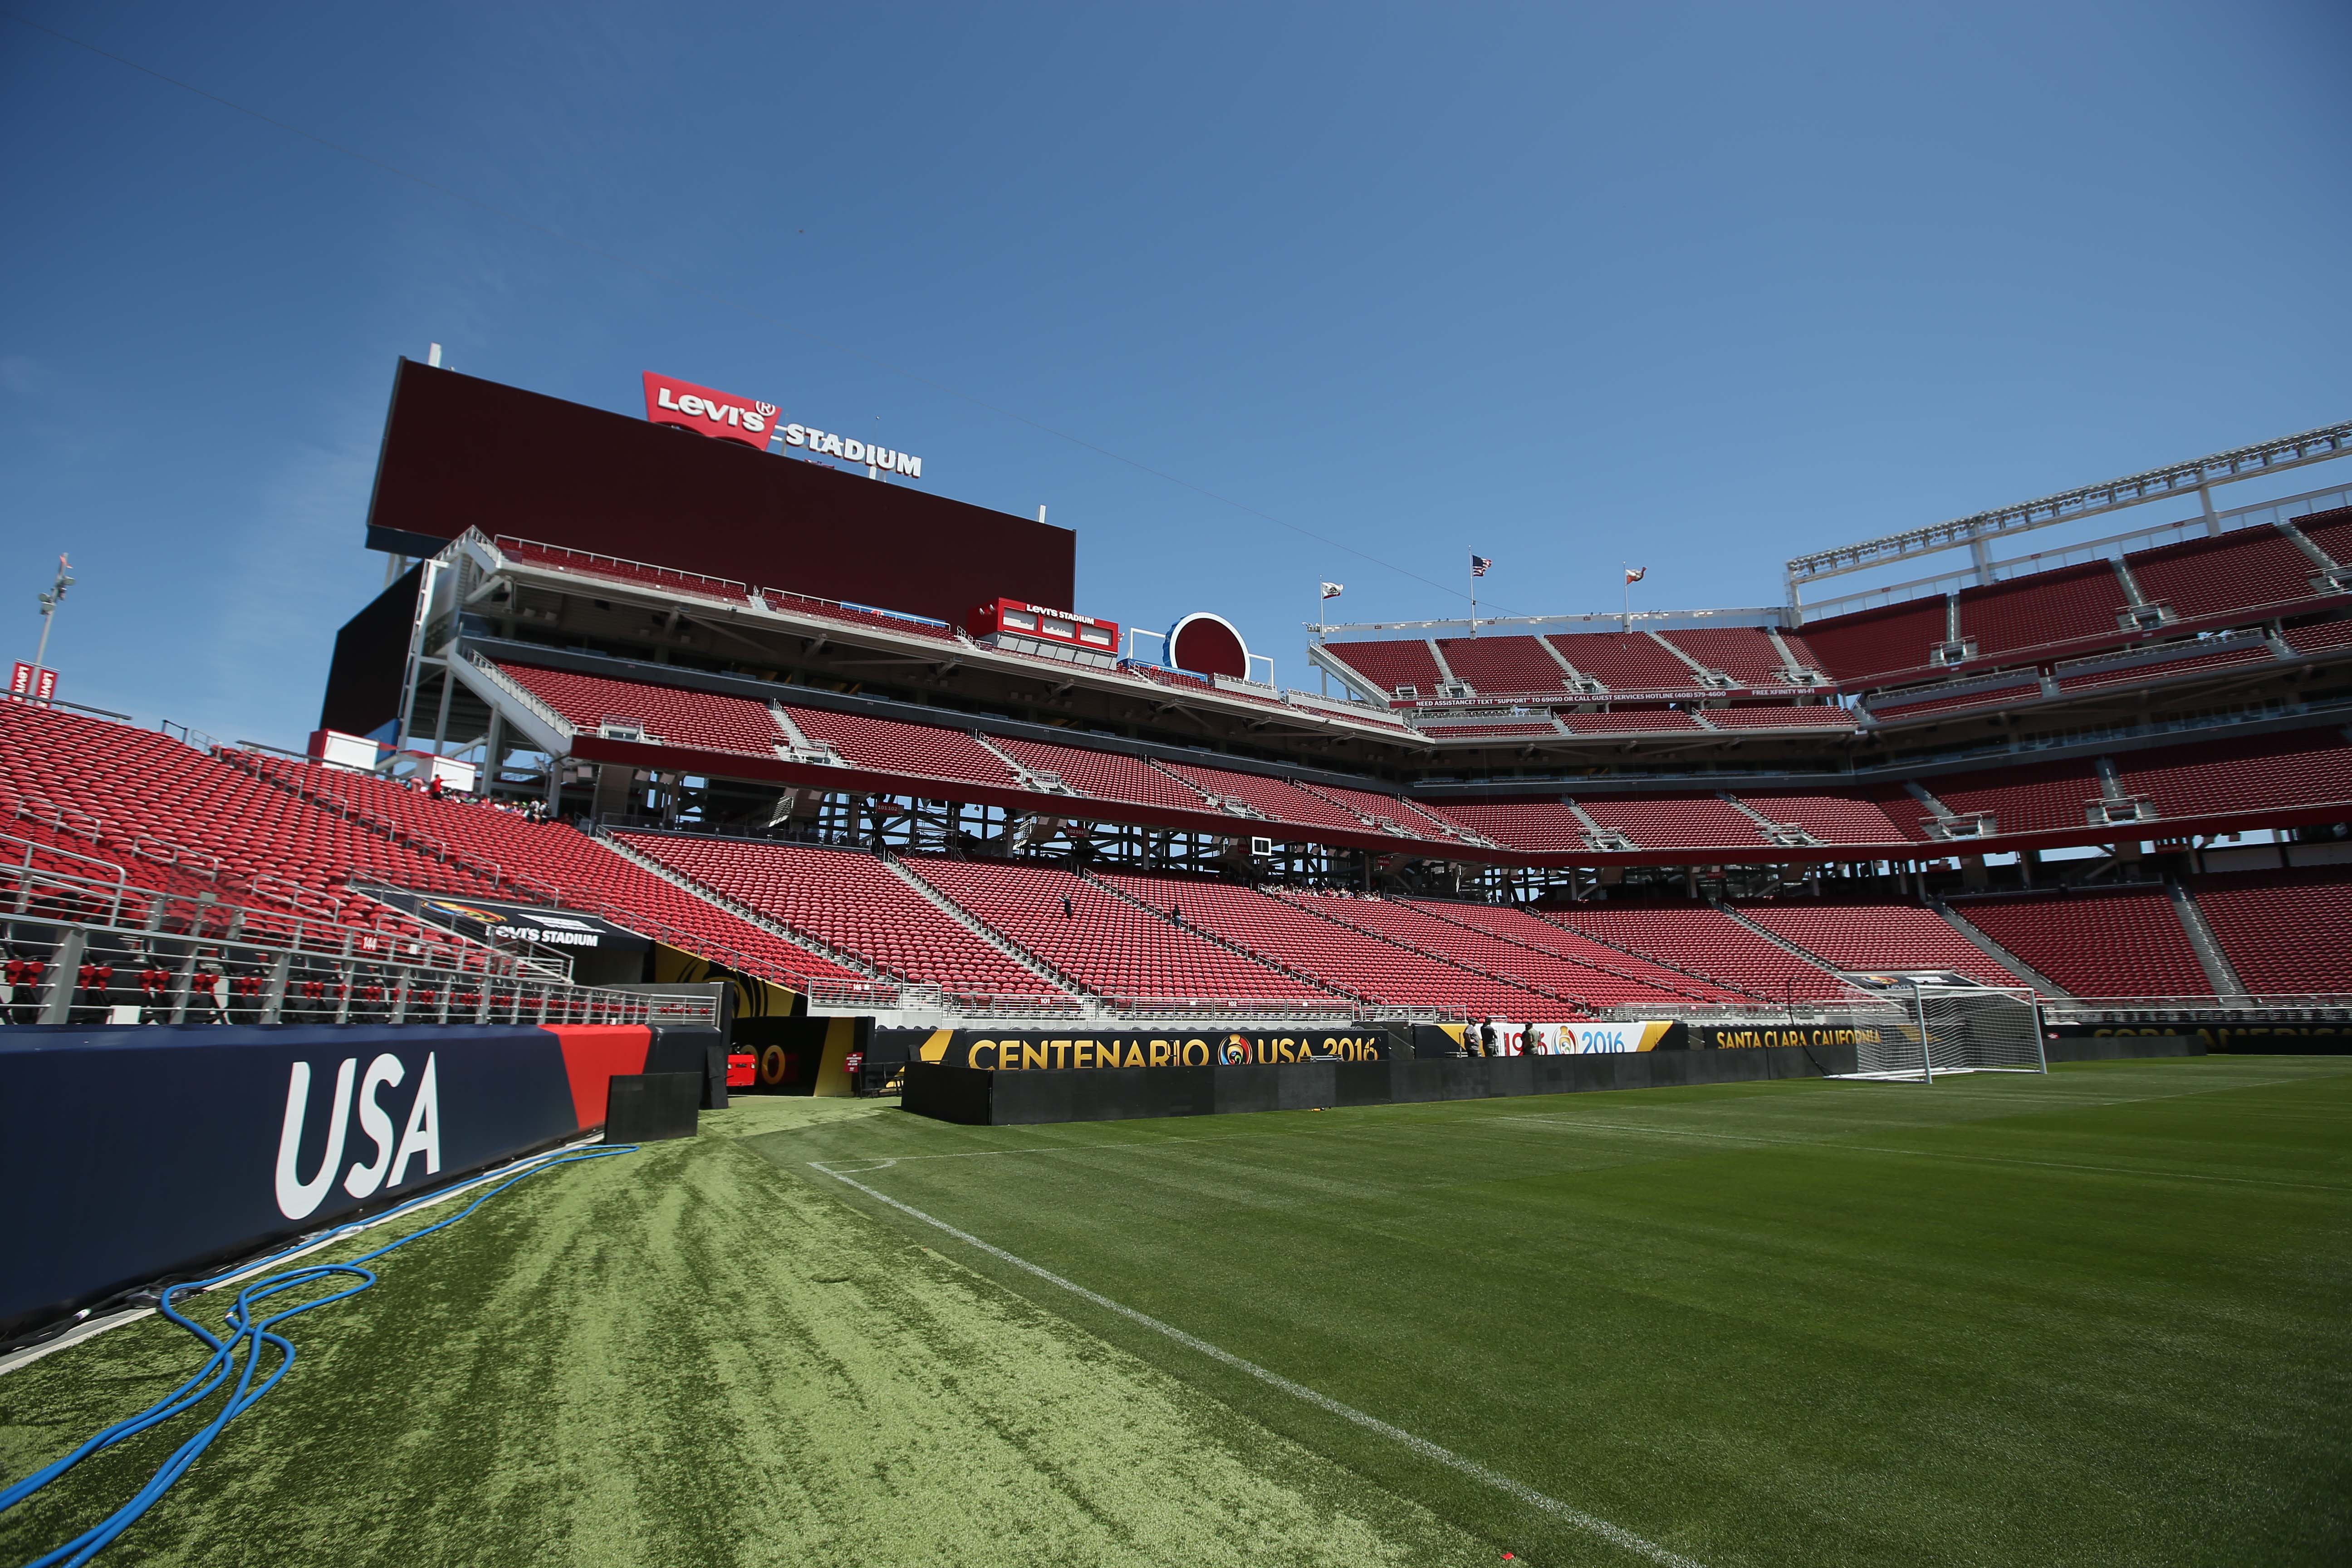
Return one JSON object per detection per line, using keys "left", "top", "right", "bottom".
{"left": 491, "top": 535, "right": 753, "bottom": 604}
{"left": 0, "top": 859, "right": 703, "bottom": 1029}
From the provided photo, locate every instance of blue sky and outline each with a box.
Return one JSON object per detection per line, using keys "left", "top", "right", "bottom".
{"left": 4, "top": 1, "right": 2348, "bottom": 744}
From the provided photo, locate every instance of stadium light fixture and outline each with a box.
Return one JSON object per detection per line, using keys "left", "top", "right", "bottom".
{"left": 32, "top": 552, "right": 72, "bottom": 677}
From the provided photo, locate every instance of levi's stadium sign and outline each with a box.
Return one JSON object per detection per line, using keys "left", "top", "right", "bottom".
{"left": 642, "top": 370, "right": 923, "bottom": 476}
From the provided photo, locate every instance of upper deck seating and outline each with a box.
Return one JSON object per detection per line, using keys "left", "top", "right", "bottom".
{"left": 1559, "top": 710, "right": 1705, "bottom": 734}
{"left": 991, "top": 736, "right": 1205, "bottom": 810}
{"left": 495, "top": 538, "right": 750, "bottom": 604}
{"left": 1101, "top": 873, "right": 1572, "bottom": 1015}
{"left": 2283, "top": 618, "right": 2352, "bottom": 657}
{"left": 1434, "top": 637, "right": 1574, "bottom": 697}
{"left": 1869, "top": 681, "right": 2041, "bottom": 721}
{"left": 1548, "top": 633, "right": 1705, "bottom": 693}
{"left": 1736, "top": 794, "right": 1913, "bottom": 845}
{"left": 1578, "top": 797, "right": 1771, "bottom": 850}
{"left": 1292, "top": 781, "right": 1449, "bottom": 838}
{"left": 2112, "top": 728, "right": 2352, "bottom": 821}
{"left": 1403, "top": 901, "right": 1749, "bottom": 1002}
{"left": 784, "top": 708, "right": 1021, "bottom": 789}
{"left": 498, "top": 663, "right": 784, "bottom": 756}
{"left": 1699, "top": 706, "right": 1856, "bottom": 730}
{"left": 2294, "top": 506, "right": 2352, "bottom": 569}
{"left": 1796, "top": 598, "right": 1950, "bottom": 686}
{"left": 2186, "top": 867, "right": 2352, "bottom": 995}
{"left": 2052, "top": 642, "right": 2277, "bottom": 695}
{"left": 1953, "top": 889, "right": 2212, "bottom": 997}
{"left": 1924, "top": 760, "right": 2108, "bottom": 838}
{"left": 1545, "top": 905, "right": 1860, "bottom": 1000}
{"left": 1660, "top": 628, "right": 1803, "bottom": 688}
{"left": 1957, "top": 562, "right": 2131, "bottom": 660}
{"left": 615, "top": 834, "right": 1062, "bottom": 996}
{"left": 1735, "top": 902, "right": 2031, "bottom": 988}
{"left": 2125, "top": 526, "right": 2334, "bottom": 622}
{"left": 1418, "top": 721, "right": 1563, "bottom": 739}
{"left": 1289, "top": 894, "right": 1710, "bottom": 1008}
{"left": 1154, "top": 762, "right": 1368, "bottom": 832}
{"left": 907, "top": 858, "right": 1328, "bottom": 1004}
{"left": 1422, "top": 801, "right": 1587, "bottom": 853}
{"left": 1322, "top": 639, "right": 1444, "bottom": 698}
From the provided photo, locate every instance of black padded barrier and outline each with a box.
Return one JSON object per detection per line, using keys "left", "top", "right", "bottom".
{"left": 902, "top": 1043, "right": 1859, "bottom": 1127}
{"left": 604, "top": 1073, "right": 700, "bottom": 1143}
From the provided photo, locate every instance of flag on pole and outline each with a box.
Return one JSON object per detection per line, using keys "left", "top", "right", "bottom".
{"left": 1624, "top": 566, "right": 1646, "bottom": 583}
{"left": 1320, "top": 582, "right": 1345, "bottom": 599}
{"left": 1470, "top": 554, "right": 1492, "bottom": 578}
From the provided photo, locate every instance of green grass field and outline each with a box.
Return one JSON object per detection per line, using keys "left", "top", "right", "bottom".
{"left": 3, "top": 1056, "right": 2347, "bottom": 1566}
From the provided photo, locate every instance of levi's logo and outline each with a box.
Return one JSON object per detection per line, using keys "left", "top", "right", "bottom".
{"left": 641, "top": 371, "right": 773, "bottom": 452}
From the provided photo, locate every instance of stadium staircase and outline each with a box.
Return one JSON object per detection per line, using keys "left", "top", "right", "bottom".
{"left": 2166, "top": 877, "right": 2248, "bottom": 998}
{"left": 1926, "top": 897, "right": 2070, "bottom": 995}
{"left": 1393, "top": 899, "right": 1748, "bottom": 1006}
{"left": 596, "top": 830, "right": 906, "bottom": 988}
{"left": 875, "top": 850, "right": 1098, "bottom": 1005}
{"left": 1273, "top": 892, "right": 1617, "bottom": 1012}
{"left": 1075, "top": 868, "right": 1379, "bottom": 1005}
{"left": 1544, "top": 905, "right": 1864, "bottom": 1004}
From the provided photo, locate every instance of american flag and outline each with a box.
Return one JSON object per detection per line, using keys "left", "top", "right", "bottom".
{"left": 1470, "top": 554, "right": 1492, "bottom": 578}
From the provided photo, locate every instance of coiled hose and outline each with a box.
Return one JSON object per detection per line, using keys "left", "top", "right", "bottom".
{"left": 2, "top": 1142, "right": 637, "bottom": 1567}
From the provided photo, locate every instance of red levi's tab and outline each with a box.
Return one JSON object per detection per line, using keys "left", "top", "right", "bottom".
{"left": 641, "top": 371, "right": 777, "bottom": 453}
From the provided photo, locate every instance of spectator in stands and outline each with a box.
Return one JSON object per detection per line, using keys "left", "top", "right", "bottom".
{"left": 1060, "top": 894, "right": 1074, "bottom": 918}
{"left": 426, "top": 774, "right": 446, "bottom": 801}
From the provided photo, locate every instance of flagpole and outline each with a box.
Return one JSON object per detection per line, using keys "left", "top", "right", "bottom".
{"left": 1622, "top": 564, "right": 1630, "bottom": 634}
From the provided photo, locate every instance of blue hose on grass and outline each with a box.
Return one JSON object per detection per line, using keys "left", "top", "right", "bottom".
{"left": 1, "top": 1142, "right": 638, "bottom": 1567}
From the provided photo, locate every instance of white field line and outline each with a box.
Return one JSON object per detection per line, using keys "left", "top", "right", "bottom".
{"left": 0, "top": 1135, "right": 608, "bottom": 1379}
{"left": 811, "top": 1161, "right": 1705, "bottom": 1568}
{"left": 1492, "top": 1114, "right": 2352, "bottom": 1193}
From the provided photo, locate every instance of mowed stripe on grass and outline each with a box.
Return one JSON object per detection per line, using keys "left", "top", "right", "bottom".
{"left": 0, "top": 1097, "right": 1497, "bottom": 1568}
{"left": 764, "top": 1058, "right": 2352, "bottom": 1568}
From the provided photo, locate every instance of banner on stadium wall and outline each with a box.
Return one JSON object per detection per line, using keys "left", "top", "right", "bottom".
{"left": 368, "top": 888, "right": 650, "bottom": 952}
{"left": 1687, "top": 1022, "right": 1889, "bottom": 1051}
{"left": 1416, "top": 1020, "right": 1686, "bottom": 1056}
{"left": 878, "top": 1025, "right": 1403, "bottom": 1073}
{"left": 0, "top": 1022, "right": 652, "bottom": 1340}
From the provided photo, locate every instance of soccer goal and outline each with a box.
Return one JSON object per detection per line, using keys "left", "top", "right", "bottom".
{"left": 1846, "top": 982, "right": 2047, "bottom": 1083}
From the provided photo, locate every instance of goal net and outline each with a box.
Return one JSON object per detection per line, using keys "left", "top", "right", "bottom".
{"left": 1848, "top": 982, "right": 2046, "bottom": 1083}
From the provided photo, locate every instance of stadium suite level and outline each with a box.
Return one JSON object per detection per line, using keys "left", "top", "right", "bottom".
{"left": 6, "top": 363, "right": 2350, "bottom": 1052}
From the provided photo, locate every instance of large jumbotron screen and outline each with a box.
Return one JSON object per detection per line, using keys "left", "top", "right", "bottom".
{"left": 363, "top": 359, "right": 1075, "bottom": 624}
